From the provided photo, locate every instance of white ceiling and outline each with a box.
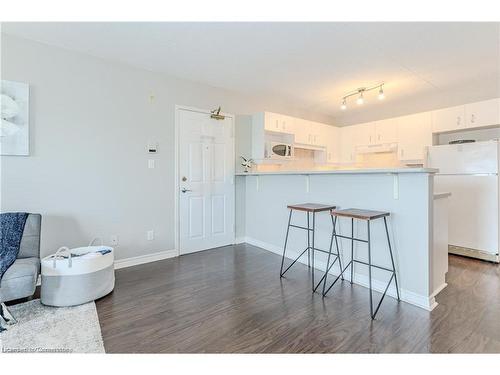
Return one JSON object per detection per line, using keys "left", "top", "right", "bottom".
{"left": 3, "top": 22, "right": 500, "bottom": 125}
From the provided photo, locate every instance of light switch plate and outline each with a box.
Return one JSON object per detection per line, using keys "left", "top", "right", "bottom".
{"left": 147, "top": 142, "right": 158, "bottom": 153}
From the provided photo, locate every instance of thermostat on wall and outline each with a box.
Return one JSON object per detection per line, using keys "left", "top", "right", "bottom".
{"left": 147, "top": 142, "right": 158, "bottom": 153}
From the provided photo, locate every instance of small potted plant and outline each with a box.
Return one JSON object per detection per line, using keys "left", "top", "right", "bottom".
{"left": 240, "top": 156, "right": 254, "bottom": 173}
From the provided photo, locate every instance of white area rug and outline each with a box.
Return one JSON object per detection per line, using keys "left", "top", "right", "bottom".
{"left": 0, "top": 299, "right": 105, "bottom": 353}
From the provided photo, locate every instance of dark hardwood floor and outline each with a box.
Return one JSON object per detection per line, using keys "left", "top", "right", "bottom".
{"left": 95, "top": 244, "right": 500, "bottom": 353}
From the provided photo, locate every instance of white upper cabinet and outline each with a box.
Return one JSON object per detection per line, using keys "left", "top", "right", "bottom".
{"left": 465, "top": 98, "right": 500, "bottom": 129}
{"left": 339, "top": 126, "right": 356, "bottom": 164}
{"left": 432, "top": 105, "right": 466, "bottom": 133}
{"left": 374, "top": 118, "right": 398, "bottom": 144}
{"left": 307, "top": 121, "right": 321, "bottom": 146}
{"left": 350, "top": 120, "right": 398, "bottom": 147}
{"left": 293, "top": 119, "right": 312, "bottom": 144}
{"left": 310, "top": 122, "right": 329, "bottom": 146}
{"left": 324, "top": 125, "right": 339, "bottom": 163}
{"left": 264, "top": 112, "right": 280, "bottom": 132}
{"left": 293, "top": 119, "right": 330, "bottom": 146}
{"left": 352, "top": 122, "right": 374, "bottom": 146}
{"left": 264, "top": 112, "right": 294, "bottom": 133}
{"left": 397, "top": 112, "right": 432, "bottom": 161}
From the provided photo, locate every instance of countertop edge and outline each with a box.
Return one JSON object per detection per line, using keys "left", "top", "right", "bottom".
{"left": 235, "top": 168, "right": 439, "bottom": 176}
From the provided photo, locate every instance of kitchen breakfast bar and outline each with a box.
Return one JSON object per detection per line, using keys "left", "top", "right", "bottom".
{"left": 235, "top": 168, "right": 449, "bottom": 311}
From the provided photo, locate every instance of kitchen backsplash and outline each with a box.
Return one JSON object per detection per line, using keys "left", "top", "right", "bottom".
{"left": 252, "top": 150, "right": 405, "bottom": 172}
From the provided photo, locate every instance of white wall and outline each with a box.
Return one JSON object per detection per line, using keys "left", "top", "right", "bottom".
{"left": 0, "top": 34, "right": 322, "bottom": 259}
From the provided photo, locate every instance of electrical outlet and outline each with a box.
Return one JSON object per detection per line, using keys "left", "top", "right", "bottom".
{"left": 110, "top": 235, "right": 119, "bottom": 246}
{"left": 147, "top": 230, "right": 154, "bottom": 241}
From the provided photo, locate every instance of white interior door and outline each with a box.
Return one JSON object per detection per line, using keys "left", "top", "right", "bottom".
{"left": 178, "top": 108, "right": 235, "bottom": 255}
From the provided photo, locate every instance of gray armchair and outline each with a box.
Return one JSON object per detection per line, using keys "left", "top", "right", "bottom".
{"left": 0, "top": 213, "right": 41, "bottom": 329}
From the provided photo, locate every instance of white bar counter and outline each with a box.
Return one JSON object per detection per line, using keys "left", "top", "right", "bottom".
{"left": 235, "top": 167, "right": 446, "bottom": 311}
{"left": 235, "top": 167, "right": 438, "bottom": 176}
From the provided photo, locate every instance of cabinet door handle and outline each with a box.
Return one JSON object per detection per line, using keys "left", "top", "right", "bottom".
{"left": 471, "top": 114, "right": 475, "bottom": 124}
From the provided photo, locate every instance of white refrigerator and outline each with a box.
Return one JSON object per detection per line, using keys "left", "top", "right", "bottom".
{"left": 427, "top": 140, "right": 500, "bottom": 262}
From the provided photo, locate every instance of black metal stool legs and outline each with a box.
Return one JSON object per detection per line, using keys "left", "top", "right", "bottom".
{"left": 350, "top": 218, "right": 354, "bottom": 284}
{"left": 280, "top": 209, "right": 314, "bottom": 279}
{"left": 307, "top": 212, "right": 311, "bottom": 268}
{"left": 317, "top": 217, "right": 335, "bottom": 293}
{"left": 384, "top": 217, "right": 400, "bottom": 301}
{"left": 318, "top": 216, "right": 344, "bottom": 294}
{"left": 280, "top": 209, "right": 293, "bottom": 277}
{"left": 322, "top": 212, "right": 401, "bottom": 320}
{"left": 281, "top": 206, "right": 342, "bottom": 295}
{"left": 367, "top": 221, "right": 374, "bottom": 318}
{"left": 367, "top": 219, "right": 401, "bottom": 319}
{"left": 311, "top": 212, "right": 315, "bottom": 291}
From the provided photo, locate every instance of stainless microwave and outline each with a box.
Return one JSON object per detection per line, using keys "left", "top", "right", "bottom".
{"left": 265, "top": 141, "right": 294, "bottom": 159}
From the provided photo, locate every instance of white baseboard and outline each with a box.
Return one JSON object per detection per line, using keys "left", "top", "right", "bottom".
{"left": 234, "top": 237, "right": 246, "bottom": 244}
{"left": 114, "top": 249, "right": 178, "bottom": 270}
{"left": 244, "top": 236, "right": 436, "bottom": 311}
{"left": 430, "top": 282, "right": 448, "bottom": 299}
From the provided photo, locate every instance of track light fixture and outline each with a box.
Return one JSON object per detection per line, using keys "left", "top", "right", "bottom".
{"left": 341, "top": 83, "right": 385, "bottom": 110}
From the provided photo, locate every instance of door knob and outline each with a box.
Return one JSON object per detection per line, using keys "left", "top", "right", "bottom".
{"left": 181, "top": 188, "right": 192, "bottom": 193}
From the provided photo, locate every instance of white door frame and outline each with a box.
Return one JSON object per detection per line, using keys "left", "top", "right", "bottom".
{"left": 174, "top": 105, "right": 235, "bottom": 256}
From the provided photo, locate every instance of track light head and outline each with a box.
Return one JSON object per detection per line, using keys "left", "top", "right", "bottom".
{"left": 356, "top": 92, "right": 364, "bottom": 105}
{"left": 378, "top": 86, "right": 385, "bottom": 100}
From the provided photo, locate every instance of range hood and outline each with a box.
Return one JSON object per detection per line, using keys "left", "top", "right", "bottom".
{"left": 294, "top": 143, "right": 326, "bottom": 151}
{"left": 356, "top": 143, "right": 398, "bottom": 154}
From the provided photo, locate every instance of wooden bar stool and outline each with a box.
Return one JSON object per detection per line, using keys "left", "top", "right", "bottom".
{"left": 322, "top": 208, "right": 400, "bottom": 319}
{"left": 280, "top": 203, "right": 343, "bottom": 292}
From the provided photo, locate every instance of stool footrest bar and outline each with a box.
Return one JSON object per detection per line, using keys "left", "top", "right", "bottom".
{"left": 332, "top": 234, "right": 368, "bottom": 243}
{"left": 351, "top": 259, "right": 395, "bottom": 274}
{"left": 289, "top": 224, "right": 313, "bottom": 231}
